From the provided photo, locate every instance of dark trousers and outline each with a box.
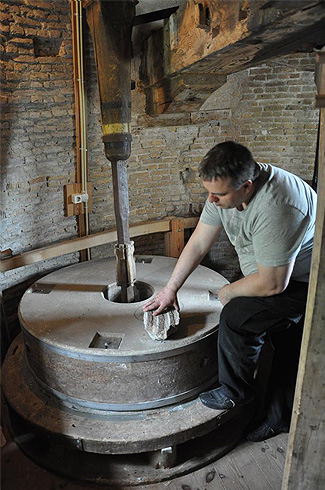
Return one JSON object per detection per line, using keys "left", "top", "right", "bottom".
{"left": 218, "top": 280, "right": 309, "bottom": 428}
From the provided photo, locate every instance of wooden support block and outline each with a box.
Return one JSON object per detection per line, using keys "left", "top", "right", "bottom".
{"left": 315, "top": 95, "right": 325, "bottom": 108}
{"left": 164, "top": 219, "right": 184, "bottom": 258}
{"left": 0, "top": 249, "right": 12, "bottom": 260}
{"left": 315, "top": 52, "right": 325, "bottom": 93}
{"left": 64, "top": 183, "right": 92, "bottom": 217}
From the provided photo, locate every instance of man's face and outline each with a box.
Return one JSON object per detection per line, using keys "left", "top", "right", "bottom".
{"left": 202, "top": 177, "right": 252, "bottom": 210}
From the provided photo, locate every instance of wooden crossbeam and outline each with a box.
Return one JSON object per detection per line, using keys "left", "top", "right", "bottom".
{"left": 0, "top": 217, "right": 199, "bottom": 272}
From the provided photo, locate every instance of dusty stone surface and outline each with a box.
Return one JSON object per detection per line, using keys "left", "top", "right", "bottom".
{"left": 16, "top": 256, "right": 226, "bottom": 409}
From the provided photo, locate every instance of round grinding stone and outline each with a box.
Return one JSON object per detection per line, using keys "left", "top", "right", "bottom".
{"left": 2, "top": 256, "right": 239, "bottom": 464}
{"left": 18, "top": 256, "right": 228, "bottom": 410}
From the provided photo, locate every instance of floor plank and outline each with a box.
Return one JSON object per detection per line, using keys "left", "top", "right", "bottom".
{"left": 244, "top": 438, "right": 287, "bottom": 488}
{"left": 218, "top": 444, "right": 275, "bottom": 490}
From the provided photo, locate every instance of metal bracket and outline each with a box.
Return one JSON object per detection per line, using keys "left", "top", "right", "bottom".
{"left": 63, "top": 182, "right": 92, "bottom": 216}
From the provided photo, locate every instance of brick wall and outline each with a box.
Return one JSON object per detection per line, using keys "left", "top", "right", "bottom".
{"left": 1, "top": 0, "right": 79, "bottom": 294}
{"left": 0, "top": 0, "right": 319, "bottom": 342}
{"left": 201, "top": 54, "right": 318, "bottom": 179}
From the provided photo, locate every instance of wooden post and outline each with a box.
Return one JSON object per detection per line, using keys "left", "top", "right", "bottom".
{"left": 111, "top": 160, "right": 131, "bottom": 245}
{"left": 282, "top": 51, "right": 325, "bottom": 490}
{"left": 164, "top": 219, "right": 184, "bottom": 258}
{"left": 85, "top": 1, "right": 136, "bottom": 302}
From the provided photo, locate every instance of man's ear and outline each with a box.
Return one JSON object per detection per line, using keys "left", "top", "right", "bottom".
{"left": 243, "top": 180, "right": 253, "bottom": 191}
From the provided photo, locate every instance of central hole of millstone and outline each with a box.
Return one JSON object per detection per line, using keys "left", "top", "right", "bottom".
{"left": 103, "top": 281, "right": 154, "bottom": 304}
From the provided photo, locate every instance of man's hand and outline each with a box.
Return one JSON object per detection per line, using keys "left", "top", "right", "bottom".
{"left": 142, "top": 222, "right": 222, "bottom": 316}
{"left": 218, "top": 284, "right": 232, "bottom": 306}
{"left": 142, "top": 286, "right": 179, "bottom": 316}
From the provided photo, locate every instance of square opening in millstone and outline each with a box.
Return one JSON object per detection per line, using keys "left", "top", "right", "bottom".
{"left": 89, "top": 333, "right": 123, "bottom": 350}
{"left": 31, "top": 283, "right": 55, "bottom": 294}
{"left": 135, "top": 256, "right": 153, "bottom": 264}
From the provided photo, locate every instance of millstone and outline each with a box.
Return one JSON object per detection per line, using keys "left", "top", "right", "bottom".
{"left": 2, "top": 256, "right": 243, "bottom": 485}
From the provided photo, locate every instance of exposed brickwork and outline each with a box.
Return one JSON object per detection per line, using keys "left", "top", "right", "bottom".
{"left": 0, "top": 1, "right": 319, "bottom": 341}
{"left": 1, "top": 0, "right": 79, "bottom": 292}
{"left": 201, "top": 54, "right": 318, "bottom": 179}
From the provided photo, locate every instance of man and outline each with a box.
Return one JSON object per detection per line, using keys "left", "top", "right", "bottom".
{"left": 143, "top": 141, "right": 317, "bottom": 441}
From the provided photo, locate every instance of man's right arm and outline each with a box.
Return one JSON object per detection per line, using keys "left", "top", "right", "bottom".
{"left": 142, "top": 221, "right": 223, "bottom": 315}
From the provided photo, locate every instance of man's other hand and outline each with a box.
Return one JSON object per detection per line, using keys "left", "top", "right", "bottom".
{"left": 142, "top": 286, "right": 179, "bottom": 316}
{"left": 218, "top": 284, "right": 232, "bottom": 306}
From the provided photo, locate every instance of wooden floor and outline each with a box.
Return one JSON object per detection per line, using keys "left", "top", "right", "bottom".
{"left": 1, "top": 429, "right": 288, "bottom": 490}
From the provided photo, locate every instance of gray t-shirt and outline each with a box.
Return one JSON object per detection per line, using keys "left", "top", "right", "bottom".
{"left": 200, "top": 163, "right": 317, "bottom": 282}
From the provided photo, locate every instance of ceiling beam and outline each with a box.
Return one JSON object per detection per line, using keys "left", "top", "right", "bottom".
{"left": 134, "top": 7, "right": 179, "bottom": 26}
{"left": 140, "top": 0, "right": 325, "bottom": 114}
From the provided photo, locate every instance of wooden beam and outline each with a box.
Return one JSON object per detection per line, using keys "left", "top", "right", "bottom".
{"left": 282, "top": 59, "right": 325, "bottom": 489}
{"left": 141, "top": 0, "right": 325, "bottom": 114}
{"left": 0, "top": 217, "right": 199, "bottom": 273}
{"left": 134, "top": 7, "right": 179, "bottom": 26}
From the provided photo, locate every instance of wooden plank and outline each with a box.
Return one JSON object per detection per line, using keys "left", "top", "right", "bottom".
{"left": 0, "top": 221, "right": 167, "bottom": 272}
{"left": 174, "top": 470, "right": 219, "bottom": 490}
{"left": 1, "top": 217, "right": 198, "bottom": 273}
{"left": 215, "top": 446, "right": 275, "bottom": 490}
{"left": 244, "top": 438, "right": 286, "bottom": 489}
{"left": 212, "top": 437, "right": 288, "bottom": 490}
{"left": 282, "top": 112, "right": 325, "bottom": 487}
{"left": 164, "top": 218, "right": 184, "bottom": 258}
{"left": 177, "top": 465, "right": 225, "bottom": 490}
